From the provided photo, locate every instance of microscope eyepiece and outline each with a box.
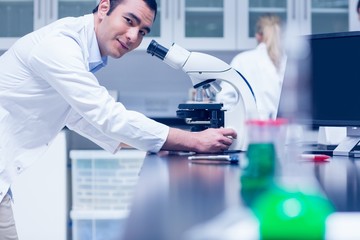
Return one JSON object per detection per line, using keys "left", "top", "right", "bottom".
{"left": 147, "top": 40, "right": 168, "bottom": 60}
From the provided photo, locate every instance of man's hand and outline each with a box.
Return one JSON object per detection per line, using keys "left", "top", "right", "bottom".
{"left": 192, "top": 128, "right": 237, "bottom": 153}
{"left": 161, "top": 127, "right": 237, "bottom": 153}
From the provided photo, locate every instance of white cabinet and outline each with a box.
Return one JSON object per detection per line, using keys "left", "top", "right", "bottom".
{"left": 143, "top": 0, "right": 359, "bottom": 51}
{"left": 1, "top": 0, "right": 359, "bottom": 51}
{"left": 0, "top": 0, "right": 34, "bottom": 49}
{"left": 0, "top": 0, "right": 97, "bottom": 50}
{"left": 237, "top": 0, "right": 359, "bottom": 50}
{"left": 141, "top": 0, "right": 236, "bottom": 51}
{"left": 289, "top": 0, "right": 358, "bottom": 34}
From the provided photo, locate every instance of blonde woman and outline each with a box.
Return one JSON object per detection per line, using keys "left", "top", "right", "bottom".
{"left": 217, "top": 14, "right": 286, "bottom": 119}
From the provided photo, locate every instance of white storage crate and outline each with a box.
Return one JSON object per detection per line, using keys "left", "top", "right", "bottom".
{"left": 70, "top": 150, "right": 146, "bottom": 212}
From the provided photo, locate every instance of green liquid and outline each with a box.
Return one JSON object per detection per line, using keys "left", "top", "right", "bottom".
{"left": 240, "top": 142, "right": 334, "bottom": 239}
{"left": 244, "top": 143, "right": 276, "bottom": 178}
{"left": 240, "top": 143, "right": 276, "bottom": 207}
{"left": 253, "top": 186, "right": 334, "bottom": 240}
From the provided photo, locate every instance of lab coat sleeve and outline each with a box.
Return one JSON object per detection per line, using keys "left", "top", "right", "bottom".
{"left": 66, "top": 109, "right": 121, "bottom": 153}
{"left": 27, "top": 31, "right": 169, "bottom": 153}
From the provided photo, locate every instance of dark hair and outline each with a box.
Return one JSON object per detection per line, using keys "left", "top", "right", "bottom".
{"left": 92, "top": 0, "right": 157, "bottom": 21}
{"left": 358, "top": 0, "right": 360, "bottom": 13}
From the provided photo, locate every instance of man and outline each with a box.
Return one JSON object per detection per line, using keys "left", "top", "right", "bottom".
{"left": 0, "top": 0, "right": 236, "bottom": 238}
{"left": 357, "top": 0, "right": 360, "bottom": 21}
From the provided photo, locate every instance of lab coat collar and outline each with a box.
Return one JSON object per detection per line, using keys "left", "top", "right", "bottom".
{"left": 256, "top": 42, "right": 267, "bottom": 52}
{"left": 86, "top": 14, "right": 108, "bottom": 73}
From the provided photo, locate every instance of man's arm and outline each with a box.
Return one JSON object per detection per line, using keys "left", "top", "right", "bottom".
{"left": 161, "top": 127, "right": 237, "bottom": 153}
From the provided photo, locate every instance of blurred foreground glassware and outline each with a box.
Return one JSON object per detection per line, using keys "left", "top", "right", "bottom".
{"left": 240, "top": 118, "right": 288, "bottom": 207}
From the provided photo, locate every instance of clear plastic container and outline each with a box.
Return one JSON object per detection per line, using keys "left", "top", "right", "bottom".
{"left": 71, "top": 210, "right": 128, "bottom": 240}
{"left": 70, "top": 150, "right": 146, "bottom": 211}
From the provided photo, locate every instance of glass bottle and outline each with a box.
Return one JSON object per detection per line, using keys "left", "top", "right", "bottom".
{"left": 247, "top": 23, "right": 335, "bottom": 240}
{"left": 240, "top": 118, "right": 287, "bottom": 207}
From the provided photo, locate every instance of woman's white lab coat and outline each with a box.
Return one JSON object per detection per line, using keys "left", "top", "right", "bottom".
{"left": 218, "top": 43, "right": 286, "bottom": 119}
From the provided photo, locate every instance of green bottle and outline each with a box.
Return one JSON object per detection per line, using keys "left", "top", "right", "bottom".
{"left": 240, "top": 118, "right": 287, "bottom": 208}
{"left": 252, "top": 185, "right": 334, "bottom": 240}
{"left": 240, "top": 142, "right": 277, "bottom": 207}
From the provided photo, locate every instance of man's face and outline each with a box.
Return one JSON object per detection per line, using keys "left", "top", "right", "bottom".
{"left": 95, "top": 0, "right": 155, "bottom": 58}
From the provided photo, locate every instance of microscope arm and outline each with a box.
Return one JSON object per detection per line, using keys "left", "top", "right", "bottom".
{"left": 147, "top": 40, "right": 258, "bottom": 150}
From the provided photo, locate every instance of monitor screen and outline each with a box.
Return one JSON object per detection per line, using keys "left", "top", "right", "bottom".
{"left": 278, "top": 31, "right": 360, "bottom": 127}
{"left": 309, "top": 31, "right": 360, "bottom": 127}
{"left": 278, "top": 31, "right": 360, "bottom": 156}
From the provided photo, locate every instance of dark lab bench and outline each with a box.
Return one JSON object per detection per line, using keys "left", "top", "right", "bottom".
{"left": 121, "top": 152, "right": 360, "bottom": 240}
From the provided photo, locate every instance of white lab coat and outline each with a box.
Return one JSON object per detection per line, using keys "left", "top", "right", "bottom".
{"left": 218, "top": 43, "right": 286, "bottom": 119}
{"left": 0, "top": 14, "right": 169, "bottom": 201}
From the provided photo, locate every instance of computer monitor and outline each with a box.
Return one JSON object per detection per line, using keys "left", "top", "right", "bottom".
{"left": 279, "top": 31, "right": 360, "bottom": 157}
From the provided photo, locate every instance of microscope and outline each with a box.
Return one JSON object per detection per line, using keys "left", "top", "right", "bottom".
{"left": 147, "top": 40, "right": 258, "bottom": 151}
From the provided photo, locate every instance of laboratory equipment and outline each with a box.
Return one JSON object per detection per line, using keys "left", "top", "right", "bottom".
{"left": 188, "top": 154, "right": 239, "bottom": 163}
{"left": 278, "top": 31, "right": 360, "bottom": 157}
{"left": 147, "top": 40, "right": 258, "bottom": 151}
{"left": 240, "top": 118, "right": 288, "bottom": 207}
